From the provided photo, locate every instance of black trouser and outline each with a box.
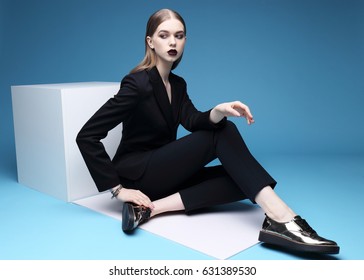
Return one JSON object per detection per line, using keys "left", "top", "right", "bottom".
{"left": 136, "top": 121, "right": 277, "bottom": 213}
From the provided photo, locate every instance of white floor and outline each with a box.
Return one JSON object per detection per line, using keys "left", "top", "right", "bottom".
{"left": 74, "top": 192, "right": 265, "bottom": 259}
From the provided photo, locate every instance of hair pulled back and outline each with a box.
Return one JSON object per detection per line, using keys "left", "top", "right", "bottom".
{"left": 130, "top": 9, "right": 186, "bottom": 73}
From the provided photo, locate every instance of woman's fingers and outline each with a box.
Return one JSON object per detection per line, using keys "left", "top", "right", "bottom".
{"left": 225, "top": 105, "right": 241, "bottom": 117}
{"left": 132, "top": 191, "right": 154, "bottom": 208}
{"left": 135, "top": 191, "right": 155, "bottom": 209}
{"left": 118, "top": 188, "right": 154, "bottom": 209}
{"left": 231, "top": 101, "right": 254, "bottom": 124}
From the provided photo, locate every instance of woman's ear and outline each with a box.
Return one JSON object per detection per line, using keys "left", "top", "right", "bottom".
{"left": 146, "top": 36, "right": 154, "bottom": 50}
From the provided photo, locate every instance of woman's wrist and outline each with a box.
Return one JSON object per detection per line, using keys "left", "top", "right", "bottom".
{"left": 111, "top": 184, "right": 123, "bottom": 199}
{"left": 209, "top": 107, "right": 225, "bottom": 124}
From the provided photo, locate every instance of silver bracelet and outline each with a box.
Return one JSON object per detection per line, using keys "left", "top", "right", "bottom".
{"left": 111, "top": 185, "right": 123, "bottom": 199}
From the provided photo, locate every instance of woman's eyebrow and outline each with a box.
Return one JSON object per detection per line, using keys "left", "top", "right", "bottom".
{"left": 158, "top": 30, "right": 185, "bottom": 34}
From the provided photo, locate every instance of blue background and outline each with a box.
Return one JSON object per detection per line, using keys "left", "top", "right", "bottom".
{"left": 0, "top": 0, "right": 363, "bottom": 260}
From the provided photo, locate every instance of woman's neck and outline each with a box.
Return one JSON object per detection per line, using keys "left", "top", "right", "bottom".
{"left": 156, "top": 62, "right": 172, "bottom": 84}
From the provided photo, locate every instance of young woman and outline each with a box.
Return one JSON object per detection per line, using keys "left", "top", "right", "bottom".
{"left": 76, "top": 9, "right": 339, "bottom": 254}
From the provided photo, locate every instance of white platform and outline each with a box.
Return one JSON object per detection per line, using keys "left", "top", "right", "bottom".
{"left": 11, "top": 82, "right": 121, "bottom": 201}
{"left": 74, "top": 192, "right": 265, "bottom": 259}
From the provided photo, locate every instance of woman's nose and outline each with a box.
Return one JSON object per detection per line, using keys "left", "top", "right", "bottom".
{"left": 169, "top": 37, "right": 176, "bottom": 46}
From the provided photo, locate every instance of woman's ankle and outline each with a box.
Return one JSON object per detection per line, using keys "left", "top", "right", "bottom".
{"left": 265, "top": 210, "right": 296, "bottom": 223}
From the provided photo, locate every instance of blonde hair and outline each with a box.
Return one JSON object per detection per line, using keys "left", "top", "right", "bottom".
{"left": 130, "top": 9, "right": 186, "bottom": 73}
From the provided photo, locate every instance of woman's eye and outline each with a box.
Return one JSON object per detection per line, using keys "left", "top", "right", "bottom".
{"left": 176, "top": 34, "right": 185, "bottom": 39}
{"left": 159, "top": 34, "right": 168, "bottom": 39}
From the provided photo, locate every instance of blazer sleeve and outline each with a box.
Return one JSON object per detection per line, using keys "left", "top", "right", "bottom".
{"left": 179, "top": 81, "right": 226, "bottom": 132}
{"left": 76, "top": 74, "right": 141, "bottom": 191}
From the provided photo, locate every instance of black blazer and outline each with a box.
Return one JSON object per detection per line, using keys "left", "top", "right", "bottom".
{"left": 76, "top": 66, "right": 226, "bottom": 192}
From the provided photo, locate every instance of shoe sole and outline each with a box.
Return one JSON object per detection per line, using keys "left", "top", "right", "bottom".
{"left": 122, "top": 203, "right": 135, "bottom": 232}
{"left": 259, "top": 230, "right": 340, "bottom": 254}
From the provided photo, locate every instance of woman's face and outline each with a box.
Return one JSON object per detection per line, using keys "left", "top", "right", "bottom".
{"left": 147, "top": 18, "right": 186, "bottom": 68}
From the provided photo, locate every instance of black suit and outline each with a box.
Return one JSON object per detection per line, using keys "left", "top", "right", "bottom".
{"left": 77, "top": 67, "right": 276, "bottom": 212}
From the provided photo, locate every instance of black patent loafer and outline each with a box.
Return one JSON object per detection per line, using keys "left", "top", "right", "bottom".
{"left": 122, "top": 202, "right": 151, "bottom": 232}
{"left": 258, "top": 215, "right": 340, "bottom": 254}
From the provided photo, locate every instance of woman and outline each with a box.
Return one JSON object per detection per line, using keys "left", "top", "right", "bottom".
{"left": 76, "top": 8, "right": 339, "bottom": 254}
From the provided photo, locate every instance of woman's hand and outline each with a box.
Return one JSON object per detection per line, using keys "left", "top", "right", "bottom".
{"left": 210, "top": 101, "right": 255, "bottom": 125}
{"left": 112, "top": 185, "right": 154, "bottom": 209}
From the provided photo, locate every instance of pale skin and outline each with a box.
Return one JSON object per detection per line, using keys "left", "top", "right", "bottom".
{"left": 112, "top": 15, "right": 296, "bottom": 223}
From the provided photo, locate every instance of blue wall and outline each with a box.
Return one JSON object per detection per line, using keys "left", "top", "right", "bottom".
{"left": 1, "top": 0, "right": 363, "bottom": 178}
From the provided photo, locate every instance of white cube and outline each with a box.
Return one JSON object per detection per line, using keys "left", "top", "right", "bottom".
{"left": 11, "top": 82, "right": 122, "bottom": 202}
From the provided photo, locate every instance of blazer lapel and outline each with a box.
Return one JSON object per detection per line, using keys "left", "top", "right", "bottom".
{"left": 147, "top": 67, "right": 175, "bottom": 131}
